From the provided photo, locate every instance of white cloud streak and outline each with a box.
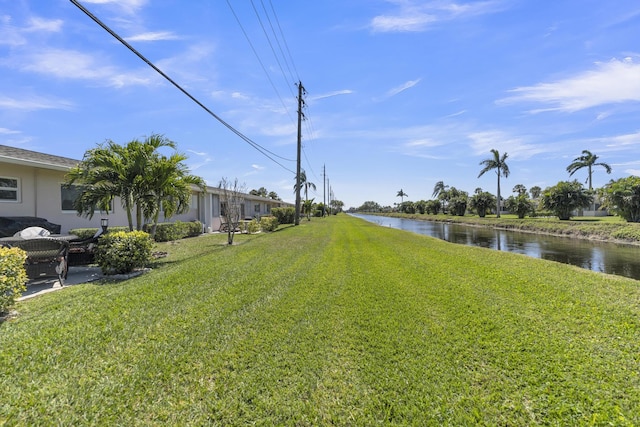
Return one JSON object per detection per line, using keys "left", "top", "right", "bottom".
{"left": 125, "top": 31, "right": 180, "bottom": 42}
{"left": 500, "top": 57, "right": 640, "bottom": 112}
{"left": 371, "top": 0, "right": 504, "bottom": 32}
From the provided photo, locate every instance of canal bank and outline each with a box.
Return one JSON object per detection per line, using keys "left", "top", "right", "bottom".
{"left": 352, "top": 213, "right": 640, "bottom": 280}
{"left": 360, "top": 212, "right": 640, "bottom": 246}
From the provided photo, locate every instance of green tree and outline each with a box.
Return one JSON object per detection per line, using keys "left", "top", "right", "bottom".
{"left": 505, "top": 194, "right": 535, "bottom": 219}
{"left": 142, "top": 151, "right": 205, "bottom": 238}
{"left": 425, "top": 199, "right": 441, "bottom": 214}
{"left": 358, "top": 201, "right": 382, "bottom": 212}
{"left": 302, "top": 198, "right": 315, "bottom": 221}
{"left": 469, "top": 191, "right": 496, "bottom": 218}
{"left": 66, "top": 135, "right": 185, "bottom": 231}
{"left": 250, "top": 187, "right": 268, "bottom": 197}
{"left": 599, "top": 176, "right": 640, "bottom": 222}
{"left": 512, "top": 184, "right": 527, "bottom": 196}
{"left": 541, "top": 180, "right": 593, "bottom": 220}
{"left": 432, "top": 181, "right": 448, "bottom": 198}
{"left": 267, "top": 191, "right": 281, "bottom": 200}
{"left": 396, "top": 189, "right": 408, "bottom": 205}
{"left": 566, "top": 150, "right": 612, "bottom": 191}
{"left": 478, "top": 149, "right": 510, "bottom": 218}
{"left": 294, "top": 170, "right": 316, "bottom": 213}
{"left": 529, "top": 186, "right": 542, "bottom": 199}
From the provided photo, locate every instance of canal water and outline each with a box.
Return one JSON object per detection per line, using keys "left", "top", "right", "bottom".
{"left": 352, "top": 214, "right": 640, "bottom": 281}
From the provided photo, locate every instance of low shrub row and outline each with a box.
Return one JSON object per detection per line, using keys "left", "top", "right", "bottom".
{"left": 144, "top": 221, "right": 202, "bottom": 242}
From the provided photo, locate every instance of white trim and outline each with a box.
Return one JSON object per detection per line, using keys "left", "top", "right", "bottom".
{"left": 0, "top": 175, "right": 20, "bottom": 202}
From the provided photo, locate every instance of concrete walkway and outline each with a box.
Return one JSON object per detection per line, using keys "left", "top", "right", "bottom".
{"left": 18, "top": 266, "right": 104, "bottom": 301}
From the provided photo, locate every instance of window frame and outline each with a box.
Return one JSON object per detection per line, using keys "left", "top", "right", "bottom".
{"left": 0, "top": 176, "right": 20, "bottom": 202}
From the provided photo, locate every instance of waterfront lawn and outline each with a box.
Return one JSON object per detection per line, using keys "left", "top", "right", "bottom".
{"left": 1, "top": 215, "right": 639, "bottom": 425}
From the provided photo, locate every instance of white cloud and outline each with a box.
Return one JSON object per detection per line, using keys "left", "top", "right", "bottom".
{"left": 0, "top": 127, "right": 20, "bottom": 134}
{"left": 25, "top": 17, "right": 63, "bottom": 33}
{"left": 371, "top": 0, "right": 504, "bottom": 32}
{"left": 386, "top": 79, "right": 421, "bottom": 97}
{"left": 0, "top": 95, "right": 73, "bottom": 111}
{"left": 309, "top": 90, "right": 354, "bottom": 102}
{"left": 13, "top": 49, "right": 154, "bottom": 88}
{"left": 467, "top": 130, "right": 547, "bottom": 160}
{"left": 500, "top": 57, "right": 640, "bottom": 112}
{"left": 125, "top": 31, "right": 180, "bottom": 42}
{"left": 82, "top": 0, "right": 148, "bottom": 15}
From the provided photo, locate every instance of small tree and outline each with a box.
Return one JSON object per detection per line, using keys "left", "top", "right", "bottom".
{"left": 600, "top": 176, "right": 640, "bottom": 222}
{"left": 425, "top": 199, "right": 441, "bottom": 215}
{"left": 469, "top": 191, "right": 496, "bottom": 218}
{"left": 505, "top": 194, "right": 535, "bottom": 219}
{"left": 541, "top": 180, "right": 593, "bottom": 220}
{"left": 219, "top": 177, "right": 246, "bottom": 245}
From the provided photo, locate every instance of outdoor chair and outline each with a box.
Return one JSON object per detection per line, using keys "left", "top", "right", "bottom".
{"left": 68, "top": 229, "right": 103, "bottom": 266}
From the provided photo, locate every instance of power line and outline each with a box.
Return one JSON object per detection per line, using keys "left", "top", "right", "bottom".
{"left": 226, "top": 0, "right": 295, "bottom": 124}
{"left": 259, "top": 0, "right": 297, "bottom": 85}
{"left": 69, "top": 0, "right": 295, "bottom": 174}
{"left": 268, "top": 0, "right": 300, "bottom": 81}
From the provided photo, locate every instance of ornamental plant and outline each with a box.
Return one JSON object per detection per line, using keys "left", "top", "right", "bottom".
{"left": 600, "top": 176, "right": 640, "bottom": 222}
{"left": 0, "top": 247, "right": 28, "bottom": 314}
{"left": 95, "top": 230, "right": 153, "bottom": 275}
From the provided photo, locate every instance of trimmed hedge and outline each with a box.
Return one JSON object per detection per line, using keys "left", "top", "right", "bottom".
{"left": 94, "top": 231, "right": 153, "bottom": 275}
{"left": 0, "top": 247, "right": 28, "bottom": 314}
{"left": 145, "top": 221, "right": 202, "bottom": 242}
{"left": 260, "top": 216, "right": 279, "bottom": 232}
{"left": 271, "top": 207, "right": 295, "bottom": 224}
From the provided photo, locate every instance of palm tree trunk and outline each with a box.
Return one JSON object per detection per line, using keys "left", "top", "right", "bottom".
{"left": 496, "top": 171, "right": 501, "bottom": 218}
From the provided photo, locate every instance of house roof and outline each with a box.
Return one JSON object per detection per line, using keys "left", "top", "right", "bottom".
{"left": 0, "top": 144, "right": 79, "bottom": 171}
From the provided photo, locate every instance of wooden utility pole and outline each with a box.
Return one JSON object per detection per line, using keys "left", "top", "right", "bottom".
{"left": 294, "top": 81, "right": 305, "bottom": 225}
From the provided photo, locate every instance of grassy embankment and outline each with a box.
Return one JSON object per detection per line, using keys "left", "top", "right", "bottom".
{"left": 1, "top": 215, "right": 639, "bottom": 425}
{"left": 375, "top": 212, "right": 640, "bottom": 244}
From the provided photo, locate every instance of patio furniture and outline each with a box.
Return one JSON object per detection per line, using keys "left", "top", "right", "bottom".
{"left": 68, "top": 229, "right": 103, "bottom": 266}
{"left": 0, "top": 236, "right": 71, "bottom": 284}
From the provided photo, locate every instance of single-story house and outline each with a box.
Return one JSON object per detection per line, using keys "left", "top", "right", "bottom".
{"left": 0, "top": 144, "right": 292, "bottom": 234}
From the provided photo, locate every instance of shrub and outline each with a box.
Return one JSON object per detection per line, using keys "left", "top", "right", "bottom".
{"left": 95, "top": 231, "right": 153, "bottom": 275}
{"left": 272, "top": 207, "right": 295, "bottom": 224}
{"left": 246, "top": 219, "right": 261, "bottom": 234}
{"left": 0, "top": 247, "right": 28, "bottom": 314}
{"left": 541, "top": 180, "right": 593, "bottom": 220}
{"left": 148, "top": 221, "right": 203, "bottom": 242}
{"left": 600, "top": 176, "right": 640, "bottom": 222}
{"left": 260, "top": 216, "right": 279, "bottom": 232}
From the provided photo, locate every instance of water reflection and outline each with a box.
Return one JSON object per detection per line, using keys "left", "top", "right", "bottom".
{"left": 352, "top": 214, "right": 640, "bottom": 280}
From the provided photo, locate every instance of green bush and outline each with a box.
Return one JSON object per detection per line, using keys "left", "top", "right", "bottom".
{"left": 271, "top": 207, "right": 295, "bottom": 224}
{"left": 246, "top": 219, "right": 261, "bottom": 234}
{"left": 95, "top": 231, "right": 153, "bottom": 275}
{"left": 611, "top": 225, "right": 640, "bottom": 241}
{"left": 260, "top": 216, "right": 279, "bottom": 232}
{"left": 147, "top": 221, "right": 202, "bottom": 242}
{"left": 0, "top": 247, "right": 28, "bottom": 314}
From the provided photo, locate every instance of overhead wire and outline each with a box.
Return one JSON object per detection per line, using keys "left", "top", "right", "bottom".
{"left": 69, "top": 0, "right": 295, "bottom": 174}
{"left": 225, "top": 0, "right": 295, "bottom": 125}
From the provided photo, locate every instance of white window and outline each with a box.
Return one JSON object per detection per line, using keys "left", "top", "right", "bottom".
{"left": 0, "top": 177, "right": 20, "bottom": 202}
{"left": 61, "top": 184, "right": 113, "bottom": 212}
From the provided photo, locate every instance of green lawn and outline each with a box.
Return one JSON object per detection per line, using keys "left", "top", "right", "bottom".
{"left": 1, "top": 215, "right": 639, "bottom": 425}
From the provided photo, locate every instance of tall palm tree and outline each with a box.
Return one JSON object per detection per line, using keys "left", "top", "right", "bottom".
{"left": 566, "top": 150, "right": 612, "bottom": 191}
{"left": 396, "top": 189, "right": 408, "bottom": 204}
{"left": 142, "top": 152, "right": 206, "bottom": 238}
{"left": 432, "top": 181, "right": 448, "bottom": 199}
{"left": 478, "top": 149, "right": 510, "bottom": 218}
{"left": 293, "top": 170, "right": 316, "bottom": 213}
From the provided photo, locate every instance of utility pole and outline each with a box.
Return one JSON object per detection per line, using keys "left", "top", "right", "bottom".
{"left": 327, "top": 178, "right": 331, "bottom": 215}
{"left": 322, "top": 164, "right": 326, "bottom": 217}
{"left": 294, "top": 81, "right": 305, "bottom": 226}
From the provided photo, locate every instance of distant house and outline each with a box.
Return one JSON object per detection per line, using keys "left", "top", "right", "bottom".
{"left": 0, "top": 144, "right": 291, "bottom": 234}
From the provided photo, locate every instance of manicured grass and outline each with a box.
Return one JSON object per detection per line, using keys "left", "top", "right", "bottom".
{"left": 1, "top": 215, "right": 639, "bottom": 425}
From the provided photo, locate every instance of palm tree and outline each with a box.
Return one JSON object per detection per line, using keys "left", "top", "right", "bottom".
{"left": 396, "top": 189, "right": 408, "bottom": 205}
{"left": 142, "top": 152, "right": 205, "bottom": 238}
{"left": 566, "top": 150, "right": 612, "bottom": 191}
{"left": 478, "top": 149, "right": 510, "bottom": 218}
{"left": 432, "top": 181, "right": 448, "bottom": 199}
{"left": 293, "top": 170, "right": 316, "bottom": 214}
{"left": 512, "top": 184, "right": 527, "bottom": 196}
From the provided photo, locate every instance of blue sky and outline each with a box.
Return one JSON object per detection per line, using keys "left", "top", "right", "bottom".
{"left": 2, "top": 1, "right": 640, "bottom": 209}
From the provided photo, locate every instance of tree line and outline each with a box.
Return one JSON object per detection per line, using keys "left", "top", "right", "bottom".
{"left": 357, "top": 149, "right": 640, "bottom": 222}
